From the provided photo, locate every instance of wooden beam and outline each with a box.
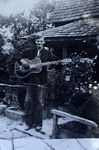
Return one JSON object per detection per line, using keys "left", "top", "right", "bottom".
{"left": 0, "top": 83, "right": 46, "bottom": 89}
{"left": 51, "top": 109, "right": 98, "bottom": 128}
{"left": 44, "top": 35, "right": 97, "bottom": 42}
{"left": 52, "top": 114, "right": 58, "bottom": 138}
{"left": 51, "top": 109, "right": 98, "bottom": 138}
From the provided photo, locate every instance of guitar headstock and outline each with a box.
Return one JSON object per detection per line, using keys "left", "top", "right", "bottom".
{"left": 61, "top": 58, "right": 72, "bottom": 65}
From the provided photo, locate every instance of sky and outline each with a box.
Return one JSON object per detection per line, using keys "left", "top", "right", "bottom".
{"left": 0, "top": 0, "right": 54, "bottom": 17}
{"left": 0, "top": 0, "right": 39, "bottom": 17}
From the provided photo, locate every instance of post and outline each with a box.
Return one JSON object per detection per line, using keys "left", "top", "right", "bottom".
{"left": 52, "top": 114, "right": 58, "bottom": 138}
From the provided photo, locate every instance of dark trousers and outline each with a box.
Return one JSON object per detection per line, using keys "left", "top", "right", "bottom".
{"left": 24, "top": 85, "right": 44, "bottom": 127}
{"left": 17, "top": 89, "right": 26, "bottom": 110}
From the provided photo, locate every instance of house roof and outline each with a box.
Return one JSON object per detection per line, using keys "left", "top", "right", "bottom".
{"left": 41, "top": 19, "right": 99, "bottom": 39}
{"left": 49, "top": 0, "right": 99, "bottom": 23}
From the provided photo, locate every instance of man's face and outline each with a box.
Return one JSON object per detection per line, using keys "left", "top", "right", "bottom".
{"left": 36, "top": 38, "right": 45, "bottom": 50}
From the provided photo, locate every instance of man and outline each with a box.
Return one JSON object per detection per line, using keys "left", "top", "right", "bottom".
{"left": 19, "top": 35, "right": 56, "bottom": 131}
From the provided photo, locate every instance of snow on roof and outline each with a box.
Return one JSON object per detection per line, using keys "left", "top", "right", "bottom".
{"left": 49, "top": 0, "right": 99, "bottom": 23}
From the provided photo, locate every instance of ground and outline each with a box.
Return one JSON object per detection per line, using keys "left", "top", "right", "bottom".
{"left": 0, "top": 116, "right": 99, "bottom": 150}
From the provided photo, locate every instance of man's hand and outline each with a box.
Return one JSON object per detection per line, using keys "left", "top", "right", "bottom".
{"left": 20, "top": 59, "right": 30, "bottom": 70}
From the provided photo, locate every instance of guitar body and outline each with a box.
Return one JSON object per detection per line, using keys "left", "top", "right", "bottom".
{"left": 15, "top": 57, "right": 42, "bottom": 79}
{"left": 15, "top": 57, "right": 71, "bottom": 79}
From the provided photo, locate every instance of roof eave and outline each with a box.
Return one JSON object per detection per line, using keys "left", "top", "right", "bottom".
{"left": 48, "top": 14, "right": 99, "bottom": 25}
{"left": 44, "top": 34, "right": 98, "bottom": 42}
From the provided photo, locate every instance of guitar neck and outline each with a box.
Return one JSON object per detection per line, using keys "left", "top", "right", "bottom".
{"left": 31, "top": 58, "right": 71, "bottom": 68}
{"left": 41, "top": 60, "right": 61, "bottom": 66}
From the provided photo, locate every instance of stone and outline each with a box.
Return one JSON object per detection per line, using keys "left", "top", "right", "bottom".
{"left": 0, "top": 104, "right": 7, "bottom": 115}
{"left": 4, "top": 107, "right": 24, "bottom": 121}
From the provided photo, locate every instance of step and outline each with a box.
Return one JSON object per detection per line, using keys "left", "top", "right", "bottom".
{"left": 4, "top": 107, "right": 24, "bottom": 121}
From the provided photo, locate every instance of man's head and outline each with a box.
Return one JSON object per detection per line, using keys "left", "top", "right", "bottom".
{"left": 35, "top": 35, "right": 45, "bottom": 51}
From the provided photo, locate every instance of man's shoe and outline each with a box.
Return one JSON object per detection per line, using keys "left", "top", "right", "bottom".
{"left": 35, "top": 126, "right": 45, "bottom": 134}
{"left": 40, "top": 130, "right": 45, "bottom": 135}
{"left": 35, "top": 126, "right": 42, "bottom": 132}
{"left": 25, "top": 127, "right": 32, "bottom": 131}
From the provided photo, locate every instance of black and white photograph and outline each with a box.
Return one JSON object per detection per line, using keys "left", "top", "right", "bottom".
{"left": 0, "top": 0, "right": 99, "bottom": 149}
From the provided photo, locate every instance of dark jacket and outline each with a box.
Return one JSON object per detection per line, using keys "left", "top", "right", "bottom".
{"left": 14, "top": 39, "right": 55, "bottom": 85}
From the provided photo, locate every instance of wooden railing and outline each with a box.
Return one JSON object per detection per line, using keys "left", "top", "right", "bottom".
{"left": 51, "top": 109, "right": 98, "bottom": 138}
{"left": 0, "top": 83, "right": 46, "bottom": 89}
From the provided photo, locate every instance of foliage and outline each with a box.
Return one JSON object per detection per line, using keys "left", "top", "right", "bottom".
{"left": 64, "top": 52, "right": 94, "bottom": 89}
{"left": 31, "top": 0, "right": 55, "bottom": 31}
{"left": 47, "top": 52, "right": 95, "bottom": 109}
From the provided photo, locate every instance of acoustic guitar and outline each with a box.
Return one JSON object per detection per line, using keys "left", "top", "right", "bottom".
{"left": 15, "top": 57, "right": 71, "bottom": 79}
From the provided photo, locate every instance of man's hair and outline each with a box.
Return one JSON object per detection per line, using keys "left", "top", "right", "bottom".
{"left": 35, "top": 32, "right": 44, "bottom": 39}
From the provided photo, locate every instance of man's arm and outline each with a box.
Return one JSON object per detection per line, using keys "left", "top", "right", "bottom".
{"left": 45, "top": 48, "right": 61, "bottom": 70}
{"left": 20, "top": 59, "right": 30, "bottom": 70}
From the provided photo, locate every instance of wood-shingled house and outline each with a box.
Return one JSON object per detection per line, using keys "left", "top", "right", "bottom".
{"left": 42, "top": 0, "right": 99, "bottom": 59}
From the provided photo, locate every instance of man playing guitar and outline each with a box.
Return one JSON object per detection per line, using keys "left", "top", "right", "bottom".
{"left": 17, "top": 34, "right": 56, "bottom": 131}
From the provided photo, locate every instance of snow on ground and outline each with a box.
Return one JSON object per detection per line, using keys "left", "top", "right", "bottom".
{"left": 14, "top": 138, "right": 51, "bottom": 150}
{"left": 44, "top": 138, "right": 99, "bottom": 150}
{"left": 0, "top": 115, "right": 54, "bottom": 140}
{"left": 0, "top": 116, "right": 99, "bottom": 150}
{"left": 1, "top": 137, "right": 99, "bottom": 150}
{"left": 0, "top": 116, "right": 28, "bottom": 139}
{"left": 0, "top": 139, "right": 12, "bottom": 150}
